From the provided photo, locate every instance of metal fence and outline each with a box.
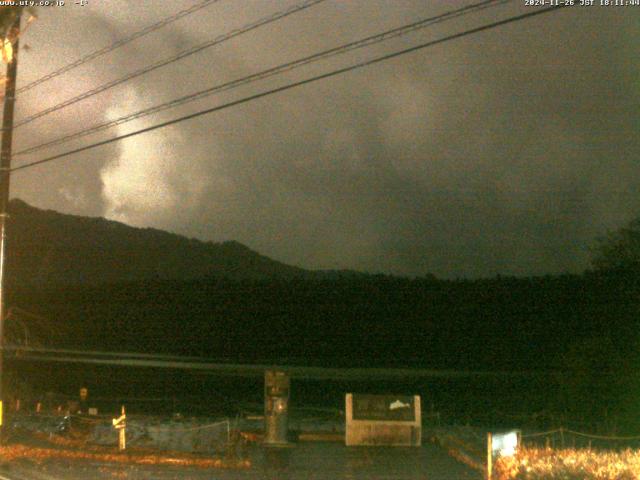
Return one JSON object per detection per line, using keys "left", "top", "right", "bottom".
{"left": 12, "top": 413, "right": 232, "bottom": 454}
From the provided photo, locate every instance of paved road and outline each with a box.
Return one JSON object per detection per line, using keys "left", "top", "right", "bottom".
{"left": 1, "top": 442, "right": 481, "bottom": 480}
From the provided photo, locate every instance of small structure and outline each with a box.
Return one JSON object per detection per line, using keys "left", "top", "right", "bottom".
{"left": 345, "top": 393, "right": 421, "bottom": 446}
{"left": 264, "top": 370, "right": 290, "bottom": 445}
{"left": 491, "top": 430, "right": 519, "bottom": 457}
{"left": 487, "top": 430, "right": 521, "bottom": 479}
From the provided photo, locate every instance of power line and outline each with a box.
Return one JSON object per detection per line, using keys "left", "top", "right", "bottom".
{"left": 16, "top": 0, "right": 221, "bottom": 95}
{"left": 11, "top": 5, "right": 568, "bottom": 174}
{"left": 15, "top": 0, "right": 510, "bottom": 157}
{"left": 4, "top": 346, "right": 539, "bottom": 378}
{"left": 12, "top": 0, "right": 327, "bottom": 129}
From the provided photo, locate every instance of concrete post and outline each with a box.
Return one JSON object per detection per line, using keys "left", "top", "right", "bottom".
{"left": 264, "top": 370, "right": 289, "bottom": 446}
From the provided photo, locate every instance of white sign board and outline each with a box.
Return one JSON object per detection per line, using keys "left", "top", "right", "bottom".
{"left": 491, "top": 430, "right": 520, "bottom": 457}
{"left": 345, "top": 394, "right": 421, "bottom": 446}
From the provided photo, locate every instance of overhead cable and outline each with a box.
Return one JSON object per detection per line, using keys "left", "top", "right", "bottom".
{"left": 15, "top": 0, "right": 509, "bottom": 157}
{"left": 17, "top": 0, "right": 222, "bottom": 94}
{"left": 13, "top": 0, "right": 327, "bottom": 128}
{"left": 11, "top": 5, "right": 567, "bottom": 173}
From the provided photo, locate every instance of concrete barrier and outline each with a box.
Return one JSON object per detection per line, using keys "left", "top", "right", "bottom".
{"left": 345, "top": 394, "right": 421, "bottom": 446}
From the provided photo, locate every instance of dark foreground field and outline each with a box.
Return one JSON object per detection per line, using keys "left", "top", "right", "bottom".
{"left": 0, "top": 442, "right": 480, "bottom": 480}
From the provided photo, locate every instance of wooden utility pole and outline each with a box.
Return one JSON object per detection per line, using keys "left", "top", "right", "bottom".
{"left": 0, "top": 10, "right": 21, "bottom": 439}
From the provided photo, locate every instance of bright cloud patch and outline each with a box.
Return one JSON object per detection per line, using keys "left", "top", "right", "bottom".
{"left": 100, "top": 87, "right": 207, "bottom": 227}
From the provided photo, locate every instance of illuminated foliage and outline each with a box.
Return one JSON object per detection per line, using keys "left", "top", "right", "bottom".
{"left": 0, "top": 442, "right": 251, "bottom": 469}
{"left": 495, "top": 447, "right": 640, "bottom": 480}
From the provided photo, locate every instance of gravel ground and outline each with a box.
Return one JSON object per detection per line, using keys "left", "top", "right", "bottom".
{"left": 0, "top": 442, "right": 481, "bottom": 480}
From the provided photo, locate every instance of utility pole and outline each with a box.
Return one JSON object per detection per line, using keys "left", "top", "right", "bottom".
{"left": 0, "top": 10, "right": 21, "bottom": 440}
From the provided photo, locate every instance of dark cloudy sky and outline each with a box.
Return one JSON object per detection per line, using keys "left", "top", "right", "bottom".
{"left": 7, "top": 0, "right": 639, "bottom": 278}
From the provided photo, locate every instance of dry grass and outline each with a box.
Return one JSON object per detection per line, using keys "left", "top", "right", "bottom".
{"left": 495, "top": 447, "right": 640, "bottom": 480}
{"left": 0, "top": 443, "right": 251, "bottom": 469}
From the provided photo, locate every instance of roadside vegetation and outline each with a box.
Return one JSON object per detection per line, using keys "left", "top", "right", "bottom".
{"left": 495, "top": 447, "right": 640, "bottom": 480}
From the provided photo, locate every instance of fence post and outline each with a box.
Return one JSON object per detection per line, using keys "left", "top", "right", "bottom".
{"left": 112, "top": 405, "right": 126, "bottom": 451}
{"left": 119, "top": 405, "right": 126, "bottom": 451}
{"left": 487, "top": 432, "right": 493, "bottom": 479}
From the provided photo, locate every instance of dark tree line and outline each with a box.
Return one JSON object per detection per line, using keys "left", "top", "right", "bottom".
{"left": 5, "top": 210, "right": 640, "bottom": 430}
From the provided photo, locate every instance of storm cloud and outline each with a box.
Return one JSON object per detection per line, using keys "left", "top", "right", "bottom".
{"left": 8, "top": 0, "right": 640, "bottom": 278}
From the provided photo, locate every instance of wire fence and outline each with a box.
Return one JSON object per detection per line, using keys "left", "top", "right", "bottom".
{"left": 521, "top": 427, "right": 640, "bottom": 451}
{"left": 11, "top": 389, "right": 640, "bottom": 457}
{"left": 11, "top": 412, "right": 234, "bottom": 454}
{"left": 428, "top": 422, "right": 640, "bottom": 478}
{"left": 92, "top": 418, "right": 232, "bottom": 453}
